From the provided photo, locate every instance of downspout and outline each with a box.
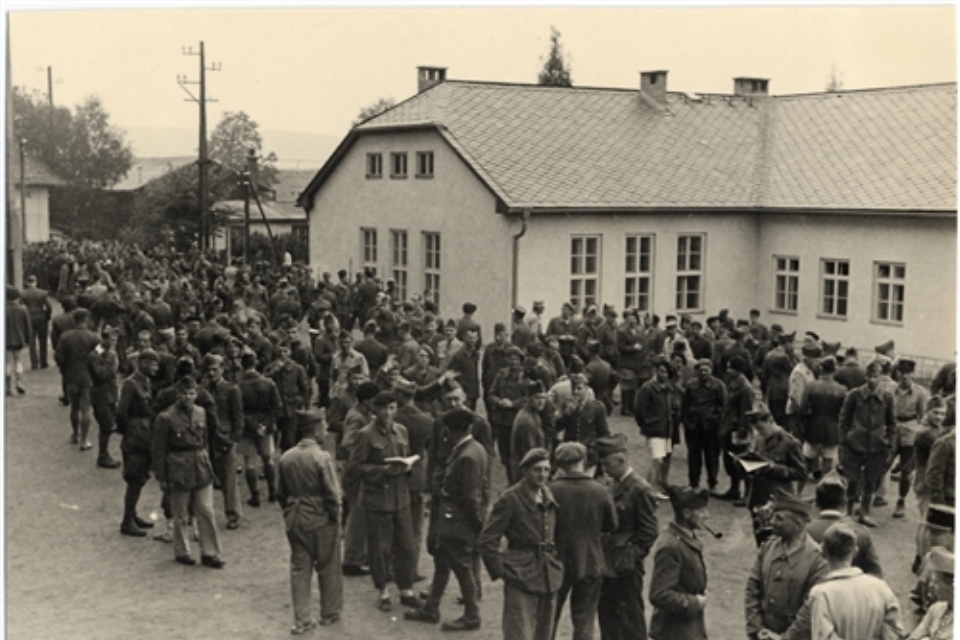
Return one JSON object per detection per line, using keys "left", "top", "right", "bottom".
{"left": 511, "top": 208, "right": 530, "bottom": 309}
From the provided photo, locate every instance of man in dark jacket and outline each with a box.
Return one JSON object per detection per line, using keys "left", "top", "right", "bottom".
{"left": 636, "top": 359, "right": 674, "bottom": 499}
{"left": 237, "top": 351, "right": 283, "bottom": 506}
{"left": 479, "top": 448, "right": 564, "bottom": 640}
{"left": 116, "top": 349, "right": 160, "bottom": 537}
{"left": 557, "top": 373, "right": 610, "bottom": 474}
{"left": 798, "top": 356, "right": 846, "bottom": 492}
{"left": 448, "top": 329, "right": 481, "bottom": 411}
{"left": 596, "top": 434, "right": 659, "bottom": 640}
{"left": 681, "top": 359, "right": 727, "bottom": 492}
{"left": 549, "top": 442, "right": 618, "bottom": 640}
{"left": 393, "top": 379, "right": 433, "bottom": 573}
{"left": 55, "top": 308, "right": 101, "bottom": 448}
{"left": 6, "top": 287, "right": 32, "bottom": 395}
{"left": 838, "top": 361, "right": 896, "bottom": 527}
{"left": 487, "top": 346, "right": 528, "bottom": 476}
{"left": 406, "top": 408, "right": 488, "bottom": 631}
{"left": 21, "top": 275, "right": 51, "bottom": 369}
{"left": 267, "top": 341, "right": 311, "bottom": 452}
{"left": 649, "top": 485, "right": 710, "bottom": 640}
{"left": 716, "top": 356, "right": 755, "bottom": 503}
{"left": 202, "top": 354, "right": 245, "bottom": 530}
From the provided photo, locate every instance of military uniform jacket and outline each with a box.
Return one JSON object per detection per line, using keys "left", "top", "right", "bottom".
{"left": 556, "top": 399, "right": 610, "bottom": 453}
{"left": 152, "top": 403, "right": 215, "bottom": 490}
{"left": 21, "top": 286, "right": 51, "bottom": 324}
{"left": 447, "top": 345, "right": 480, "bottom": 401}
{"left": 55, "top": 328, "right": 100, "bottom": 386}
{"left": 89, "top": 346, "right": 119, "bottom": 406}
{"left": 839, "top": 385, "right": 896, "bottom": 454}
{"left": 268, "top": 359, "right": 310, "bottom": 417}
{"left": 649, "top": 522, "right": 708, "bottom": 640}
{"left": 549, "top": 473, "right": 618, "bottom": 581}
{"left": 205, "top": 377, "right": 244, "bottom": 446}
{"left": 348, "top": 420, "right": 412, "bottom": 513}
{"left": 478, "top": 482, "right": 565, "bottom": 595}
{"left": 636, "top": 378, "right": 673, "bottom": 438}
{"left": 238, "top": 370, "right": 282, "bottom": 438}
{"left": 748, "top": 427, "right": 806, "bottom": 508}
{"left": 434, "top": 436, "right": 488, "bottom": 543}
{"left": 799, "top": 378, "right": 846, "bottom": 446}
{"left": 487, "top": 368, "right": 528, "bottom": 426}
{"left": 116, "top": 373, "right": 155, "bottom": 453}
{"left": 394, "top": 404, "right": 433, "bottom": 493}
{"left": 602, "top": 470, "right": 659, "bottom": 577}
{"left": 277, "top": 438, "right": 342, "bottom": 531}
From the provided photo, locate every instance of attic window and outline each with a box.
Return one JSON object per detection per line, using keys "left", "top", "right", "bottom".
{"left": 416, "top": 151, "right": 434, "bottom": 178}
{"left": 390, "top": 152, "right": 408, "bottom": 179}
{"left": 366, "top": 153, "right": 383, "bottom": 179}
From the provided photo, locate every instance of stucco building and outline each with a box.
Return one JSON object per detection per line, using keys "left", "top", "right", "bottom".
{"left": 299, "top": 68, "right": 956, "bottom": 364}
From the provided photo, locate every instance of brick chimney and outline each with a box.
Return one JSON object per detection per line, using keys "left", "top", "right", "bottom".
{"left": 417, "top": 66, "right": 447, "bottom": 93}
{"left": 639, "top": 70, "right": 668, "bottom": 104}
{"left": 733, "top": 77, "right": 770, "bottom": 97}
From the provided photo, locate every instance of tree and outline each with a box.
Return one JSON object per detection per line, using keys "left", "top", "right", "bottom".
{"left": 354, "top": 97, "right": 396, "bottom": 126}
{"left": 209, "top": 110, "right": 279, "bottom": 188}
{"left": 537, "top": 27, "right": 573, "bottom": 87}
{"left": 12, "top": 88, "right": 134, "bottom": 237}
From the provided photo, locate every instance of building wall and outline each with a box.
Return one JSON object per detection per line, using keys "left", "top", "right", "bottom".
{"left": 757, "top": 213, "right": 956, "bottom": 360}
{"left": 15, "top": 186, "right": 50, "bottom": 243}
{"left": 307, "top": 129, "right": 515, "bottom": 335}
{"left": 516, "top": 211, "right": 761, "bottom": 323}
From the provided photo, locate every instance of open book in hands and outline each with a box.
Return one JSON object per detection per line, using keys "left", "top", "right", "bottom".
{"left": 729, "top": 450, "right": 772, "bottom": 474}
{"left": 384, "top": 454, "right": 421, "bottom": 470}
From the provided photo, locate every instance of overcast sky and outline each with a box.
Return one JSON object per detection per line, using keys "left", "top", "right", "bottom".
{"left": 8, "top": 4, "right": 957, "bottom": 160}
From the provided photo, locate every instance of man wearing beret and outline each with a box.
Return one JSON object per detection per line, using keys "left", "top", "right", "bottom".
{"left": 347, "top": 391, "right": 420, "bottom": 611}
{"left": 549, "top": 442, "right": 618, "bottom": 640}
{"left": 546, "top": 302, "right": 577, "bottom": 340}
{"left": 406, "top": 408, "right": 488, "bottom": 631}
{"left": 838, "top": 361, "right": 896, "bottom": 528}
{"left": 277, "top": 409, "right": 343, "bottom": 634}
{"left": 479, "top": 448, "right": 564, "bottom": 640}
{"left": 745, "top": 494, "right": 828, "bottom": 640}
{"left": 152, "top": 376, "right": 224, "bottom": 568}
{"left": 596, "top": 433, "right": 658, "bottom": 640}
{"left": 116, "top": 349, "right": 161, "bottom": 537}
{"left": 649, "top": 484, "right": 710, "bottom": 640}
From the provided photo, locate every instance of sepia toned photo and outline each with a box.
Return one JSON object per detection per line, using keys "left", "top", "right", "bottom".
{"left": 4, "top": 5, "right": 957, "bottom": 639}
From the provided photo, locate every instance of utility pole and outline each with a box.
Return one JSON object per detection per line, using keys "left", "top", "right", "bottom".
{"left": 8, "top": 25, "right": 22, "bottom": 288}
{"left": 178, "top": 42, "right": 220, "bottom": 251}
{"left": 19, "top": 138, "right": 27, "bottom": 246}
{"left": 47, "top": 66, "right": 52, "bottom": 107}
{"left": 243, "top": 148, "right": 258, "bottom": 265}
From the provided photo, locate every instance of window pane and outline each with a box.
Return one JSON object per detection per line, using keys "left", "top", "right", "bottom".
{"left": 571, "top": 280, "right": 581, "bottom": 298}
{"left": 824, "top": 261, "right": 835, "bottom": 275}
{"left": 878, "top": 264, "right": 890, "bottom": 278}
{"left": 837, "top": 281, "right": 848, "bottom": 298}
{"left": 585, "top": 279, "right": 597, "bottom": 297}
{"left": 689, "top": 254, "right": 701, "bottom": 271}
{"left": 640, "top": 236, "right": 650, "bottom": 253}
{"left": 639, "top": 278, "right": 649, "bottom": 294}
{"left": 586, "top": 237, "right": 597, "bottom": 255}
{"left": 894, "top": 285, "right": 904, "bottom": 303}
{"left": 572, "top": 237, "right": 582, "bottom": 256}
{"left": 571, "top": 256, "right": 581, "bottom": 275}
{"left": 585, "top": 255, "right": 597, "bottom": 274}
{"left": 690, "top": 236, "right": 701, "bottom": 252}
{"left": 625, "top": 278, "right": 636, "bottom": 295}
{"left": 878, "top": 283, "right": 890, "bottom": 303}
{"left": 626, "top": 253, "right": 636, "bottom": 273}
{"left": 639, "top": 254, "right": 650, "bottom": 272}
{"left": 895, "top": 265, "right": 906, "bottom": 279}
{"left": 626, "top": 236, "right": 636, "bottom": 256}
{"left": 790, "top": 259, "right": 799, "bottom": 271}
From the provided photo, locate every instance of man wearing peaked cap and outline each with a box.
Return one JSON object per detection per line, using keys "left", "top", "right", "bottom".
{"left": 910, "top": 546, "right": 954, "bottom": 637}
{"left": 549, "top": 440, "right": 617, "bottom": 640}
{"left": 489, "top": 342, "right": 530, "bottom": 481}
{"left": 595, "top": 433, "right": 628, "bottom": 458}
{"left": 649, "top": 483, "right": 709, "bottom": 640}
{"left": 786, "top": 339, "right": 821, "bottom": 438}
{"left": 745, "top": 490, "right": 829, "bottom": 639}
{"left": 887, "top": 356, "right": 929, "bottom": 519}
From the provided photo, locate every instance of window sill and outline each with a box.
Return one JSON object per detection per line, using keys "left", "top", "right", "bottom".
{"left": 676, "top": 309, "right": 705, "bottom": 315}
{"left": 366, "top": 174, "right": 382, "bottom": 180}
{"left": 390, "top": 175, "right": 408, "bottom": 180}
{"left": 870, "top": 319, "right": 905, "bottom": 328}
{"left": 769, "top": 309, "right": 798, "bottom": 316}
{"left": 415, "top": 174, "right": 434, "bottom": 180}
{"left": 816, "top": 314, "right": 848, "bottom": 322}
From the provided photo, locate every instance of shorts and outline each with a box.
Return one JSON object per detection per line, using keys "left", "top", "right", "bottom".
{"left": 644, "top": 436, "right": 672, "bottom": 459}
{"left": 66, "top": 384, "right": 92, "bottom": 411}
{"left": 802, "top": 442, "right": 839, "bottom": 460}
{"left": 238, "top": 431, "right": 275, "bottom": 461}
{"left": 122, "top": 449, "right": 151, "bottom": 485}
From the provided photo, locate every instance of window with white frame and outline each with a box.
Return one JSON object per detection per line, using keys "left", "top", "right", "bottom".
{"left": 624, "top": 234, "right": 654, "bottom": 312}
{"left": 361, "top": 227, "right": 378, "bottom": 276}
{"left": 675, "top": 234, "right": 704, "bottom": 311}
{"left": 423, "top": 232, "right": 441, "bottom": 307}
{"left": 774, "top": 256, "right": 800, "bottom": 312}
{"left": 366, "top": 153, "right": 383, "bottom": 179}
{"left": 416, "top": 151, "right": 434, "bottom": 178}
{"left": 570, "top": 235, "right": 601, "bottom": 310}
{"left": 391, "top": 229, "right": 408, "bottom": 301}
{"left": 820, "top": 259, "right": 849, "bottom": 318}
{"left": 390, "top": 152, "right": 408, "bottom": 179}
{"left": 874, "top": 262, "right": 906, "bottom": 324}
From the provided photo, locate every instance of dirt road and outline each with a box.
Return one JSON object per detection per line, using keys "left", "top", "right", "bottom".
{"left": 6, "top": 366, "right": 923, "bottom": 639}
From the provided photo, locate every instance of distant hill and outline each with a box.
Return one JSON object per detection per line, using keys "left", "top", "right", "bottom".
{"left": 124, "top": 126, "right": 341, "bottom": 171}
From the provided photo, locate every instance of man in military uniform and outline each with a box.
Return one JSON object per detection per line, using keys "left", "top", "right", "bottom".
{"left": 90, "top": 326, "right": 122, "bottom": 469}
{"left": 649, "top": 485, "right": 710, "bottom": 640}
{"left": 406, "top": 408, "right": 488, "bottom": 631}
{"left": 479, "top": 448, "right": 564, "bottom": 640}
{"left": 21, "top": 274, "right": 51, "bottom": 370}
{"left": 556, "top": 373, "right": 610, "bottom": 474}
{"left": 115, "top": 349, "right": 160, "bottom": 537}
{"left": 597, "top": 433, "right": 659, "bottom": 640}
{"left": 202, "top": 354, "right": 245, "bottom": 530}
{"left": 152, "top": 375, "right": 224, "bottom": 568}
{"left": 277, "top": 409, "right": 344, "bottom": 634}
{"left": 237, "top": 350, "right": 283, "bottom": 507}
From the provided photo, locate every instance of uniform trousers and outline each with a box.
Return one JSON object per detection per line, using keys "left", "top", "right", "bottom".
{"left": 503, "top": 583, "right": 557, "bottom": 640}
{"left": 554, "top": 576, "right": 603, "bottom": 640}
{"left": 342, "top": 487, "right": 368, "bottom": 567}
{"left": 29, "top": 320, "right": 48, "bottom": 368}
{"left": 212, "top": 444, "right": 241, "bottom": 518}
{"left": 598, "top": 570, "right": 647, "bottom": 640}
{"left": 5, "top": 349, "right": 23, "bottom": 390}
{"left": 424, "top": 537, "right": 481, "bottom": 620}
{"left": 410, "top": 490, "right": 424, "bottom": 572}
{"left": 685, "top": 426, "right": 720, "bottom": 489}
{"left": 365, "top": 507, "right": 416, "bottom": 590}
{"left": 170, "top": 482, "right": 221, "bottom": 559}
{"left": 492, "top": 421, "right": 513, "bottom": 476}
{"left": 840, "top": 448, "right": 888, "bottom": 513}
{"left": 287, "top": 521, "right": 343, "bottom": 625}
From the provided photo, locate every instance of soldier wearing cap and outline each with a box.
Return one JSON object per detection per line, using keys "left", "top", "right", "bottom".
{"left": 682, "top": 358, "right": 727, "bottom": 492}
{"left": 90, "top": 326, "right": 122, "bottom": 468}
{"left": 393, "top": 378, "right": 433, "bottom": 572}
{"left": 798, "top": 356, "right": 846, "bottom": 492}
{"left": 152, "top": 376, "right": 224, "bottom": 568}
{"left": 277, "top": 409, "right": 343, "bottom": 633}
{"left": 595, "top": 434, "right": 659, "bottom": 640}
{"left": 745, "top": 494, "right": 828, "bottom": 640}
{"left": 331, "top": 329, "right": 370, "bottom": 400}
{"left": 805, "top": 475, "right": 883, "bottom": 577}
{"left": 266, "top": 340, "right": 311, "bottom": 452}
{"left": 479, "top": 447, "right": 564, "bottom": 640}
{"left": 201, "top": 353, "right": 245, "bottom": 530}
{"left": 546, "top": 302, "right": 577, "bottom": 340}
{"left": 237, "top": 350, "right": 283, "bottom": 507}
{"left": 910, "top": 507, "right": 955, "bottom": 614}
{"left": 909, "top": 547, "right": 954, "bottom": 639}
{"left": 557, "top": 373, "right": 610, "bottom": 475}
{"left": 55, "top": 308, "right": 101, "bottom": 447}
{"left": 406, "top": 408, "right": 488, "bottom": 631}
{"left": 448, "top": 328, "right": 481, "bottom": 411}
{"left": 21, "top": 274, "right": 51, "bottom": 370}
{"left": 510, "top": 380, "right": 549, "bottom": 485}
{"left": 887, "top": 358, "right": 930, "bottom": 518}
{"left": 584, "top": 338, "right": 618, "bottom": 415}
{"left": 511, "top": 306, "right": 536, "bottom": 351}
{"left": 549, "top": 442, "right": 617, "bottom": 640}
{"left": 116, "top": 349, "right": 160, "bottom": 537}
{"left": 785, "top": 341, "right": 821, "bottom": 438}
{"left": 481, "top": 322, "right": 512, "bottom": 416}
{"left": 649, "top": 484, "right": 710, "bottom": 640}
{"left": 525, "top": 301, "right": 546, "bottom": 341}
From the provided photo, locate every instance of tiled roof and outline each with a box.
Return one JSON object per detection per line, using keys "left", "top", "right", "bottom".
{"left": 271, "top": 169, "right": 316, "bottom": 203}
{"left": 350, "top": 80, "right": 956, "bottom": 213}
{"left": 19, "top": 154, "right": 65, "bottom": 186}
{"left": 214, "top": 199, "right": 306, "bottom": 222}
{"left": 111, "top": 157, "right": 195, "bottom": 191}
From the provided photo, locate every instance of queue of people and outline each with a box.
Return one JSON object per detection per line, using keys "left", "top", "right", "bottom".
{"left": 5, "top": 237, "right": 957, "bottom": 639}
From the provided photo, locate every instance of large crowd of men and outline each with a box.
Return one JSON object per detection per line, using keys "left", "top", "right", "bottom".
{"left": 4, "top": 238, "right": 957, "bottom": 639}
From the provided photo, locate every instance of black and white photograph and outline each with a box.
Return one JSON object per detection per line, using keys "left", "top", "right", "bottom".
{"left": 3, "top": 4, "right": 957, "bottom": 639}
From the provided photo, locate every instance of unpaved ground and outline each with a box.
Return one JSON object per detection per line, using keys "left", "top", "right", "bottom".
{"left": 6, "top": 365, "right": 924, "bottom": 639}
